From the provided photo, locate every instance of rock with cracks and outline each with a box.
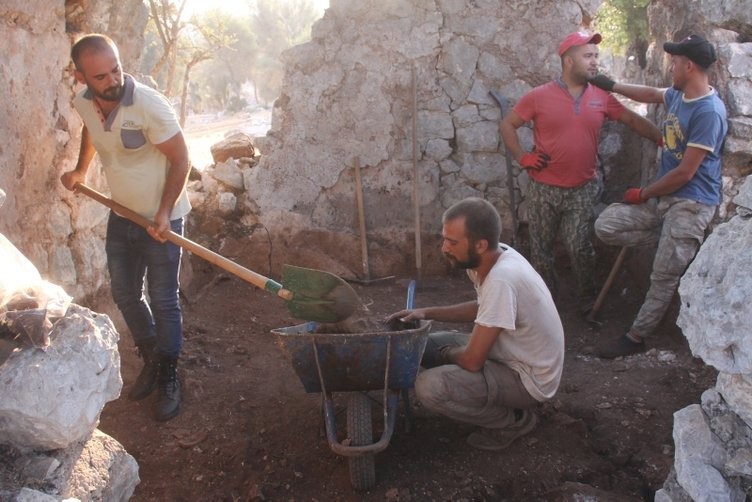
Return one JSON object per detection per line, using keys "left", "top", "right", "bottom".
{"left": 0, "top": 304, "right": 122, "bottom": 451}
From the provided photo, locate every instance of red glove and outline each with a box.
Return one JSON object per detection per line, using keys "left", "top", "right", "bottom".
{"left": 657, "top": 136, "right": 664, "bottom": 147}
{"left": 519, "top": 151, "right": 551, "bottom": 170}
{"left": 623, "top": 188, "right": 643, "bottom": 204}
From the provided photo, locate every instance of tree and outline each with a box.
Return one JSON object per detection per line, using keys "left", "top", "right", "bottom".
{"left": 595, "top": 0, "right": 651, "bottom": 68}
{"left": 190, "top": 10, "right": 258, "bottom": 112}
{"left": 146, "top": 0, "right": 189, "bottom": 96}
{"left": 139, "top": 0, "right": 322, "bottom": 114}
{"left": 248, "top": 0, "right": 320, "bottom": 105}
{"left": 177, "top": 16, "right": 237, "bottom": 126}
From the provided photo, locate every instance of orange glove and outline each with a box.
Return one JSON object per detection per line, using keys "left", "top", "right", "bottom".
{"left": 623, "top": 188, "right": 643, "bottom": 204}
{"left": 519, "top": 151, "right": 551, "bottom": 170}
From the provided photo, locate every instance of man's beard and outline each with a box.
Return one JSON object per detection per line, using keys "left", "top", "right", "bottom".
{"left": 445, "top": 247, "right": 481, "bottom": 270}
{"left": 93, "top": 84, "right": 125, "bottom": 102}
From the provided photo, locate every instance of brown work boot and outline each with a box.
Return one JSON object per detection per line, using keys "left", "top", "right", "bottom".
{"left": 128, "top": 340, "right": 158, "bottom": 401}
{"left": 466, "top": 409, "right": 539, "bottom": 451}
{"left": 596, "top": 332, "right": 646, "bottom": 359}
{"left": 153, "top": 356, "right": 182, "bottom": 422}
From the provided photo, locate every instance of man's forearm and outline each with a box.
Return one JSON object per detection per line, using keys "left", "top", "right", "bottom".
{"left": 425, "top": 301, "right": 478, "bottom": 323}
{"left": 640, "top": 147, "right": 707, "bottom": 200}
{"left": 158, "top": 160, "right": 190, "bottom": 217}
{"left": 500, "top": 120, "right": 524, "bottom": 162}
{"left": 75, "top": 126, "right": 96, "bottom": 175}
{"left": 613, "top": 83, "right": 665, "bottom": 104}
{"left": 622, "top": 110, "right": 663, "bottom": 144}
{"left": 155, "top": 132, "right": 191, "bottom": 218}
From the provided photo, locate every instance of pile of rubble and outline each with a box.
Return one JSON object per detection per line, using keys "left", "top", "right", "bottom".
{"left": 0, "top": 228, "right": 137, "bottom": 501}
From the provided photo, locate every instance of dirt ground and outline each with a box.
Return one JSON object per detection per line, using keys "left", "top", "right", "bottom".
{"left": 98, "top": 246, "right": 717, "bottom": 501}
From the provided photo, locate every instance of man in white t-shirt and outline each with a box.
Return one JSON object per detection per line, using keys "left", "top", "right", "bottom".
{"left": 61, "top": 34, "right": 191, "bottom": 422}
{"left": 386, "top": 197, "right": 564, "bottom": 451}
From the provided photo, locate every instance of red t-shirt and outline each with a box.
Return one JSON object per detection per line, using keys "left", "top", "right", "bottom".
{"left": 513, "top": 80, "right": 625, "bottom": 188}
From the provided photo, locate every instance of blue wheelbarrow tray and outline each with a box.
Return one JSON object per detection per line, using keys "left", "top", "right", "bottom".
{"left": 272, "top": 320, "right": 431, "bottom": 458}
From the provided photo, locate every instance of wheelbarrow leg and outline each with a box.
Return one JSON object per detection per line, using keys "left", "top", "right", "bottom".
{"left": 318, "top": 393, "right": 326, "bottom": 438}
{"left": 401, "top": 388, "right": 416, "bottom": 433}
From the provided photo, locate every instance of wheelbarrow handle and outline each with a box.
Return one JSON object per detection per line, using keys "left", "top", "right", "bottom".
{"left": 406, "top": 279, "right": 416, "bottom": 310}
{"left": 74, "top": 183, "right": 294, "bottom": 301}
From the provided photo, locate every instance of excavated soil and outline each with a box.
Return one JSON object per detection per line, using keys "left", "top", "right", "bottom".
{"left": 98, "top": 249, "right": 717, "bottom": 501}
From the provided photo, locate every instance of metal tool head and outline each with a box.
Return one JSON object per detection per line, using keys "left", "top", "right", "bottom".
{"left": 281, "top": 265, "right": 361, "bottom": 323}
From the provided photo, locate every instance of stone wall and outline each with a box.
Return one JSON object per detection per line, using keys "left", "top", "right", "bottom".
{"left": 243, "top": 0, "right": 661, "bottom": 279}
{"left": 0, "top": 0, "right": 147, "bottom": 305}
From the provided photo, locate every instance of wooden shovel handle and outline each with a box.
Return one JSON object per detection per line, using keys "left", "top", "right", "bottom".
{"left": 353, "top": 157, "right": 370, "bottom": 278}
{"left": 588, "top": 246, "right": 628, "bottom": 320}
{"left": 75, "top": 183, "right": 293, "bottom": 301}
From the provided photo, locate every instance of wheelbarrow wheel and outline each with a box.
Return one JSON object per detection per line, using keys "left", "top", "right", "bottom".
{"left": 347, "top": 392, "right": 376, "bottom": 490}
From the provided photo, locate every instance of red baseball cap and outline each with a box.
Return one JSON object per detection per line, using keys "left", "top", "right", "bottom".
{"left": 558, "top": 31, "right": 602, "bottom": 56}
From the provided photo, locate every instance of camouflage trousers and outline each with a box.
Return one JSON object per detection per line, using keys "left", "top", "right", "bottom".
{"left": 594, "top": 196, "right": 716, "bottom": 338}
{"left": 526, "top": 178, "right": 601, "bottom": 301}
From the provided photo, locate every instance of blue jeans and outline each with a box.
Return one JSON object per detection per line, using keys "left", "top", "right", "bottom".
{"left": 105, "top": 211, "right": 184, "bottom": 358}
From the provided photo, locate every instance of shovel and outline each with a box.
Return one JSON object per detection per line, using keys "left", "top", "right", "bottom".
{"left": 74, "top": 184, "right": 359, "bottom": 323}
{"left": 489, "top": 90, "right": 518, "bottom": 246}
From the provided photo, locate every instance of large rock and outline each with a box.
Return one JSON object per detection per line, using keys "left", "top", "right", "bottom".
{"left": 210, "top": 158, "right": 245, "bottom": 190}
{"left": 692, "top": 0, "right": 752, "bottom": 34}
{"left": 53, "top": 429, "right": 139, "bottom": 501}
{"left": 716, "top": 373, "right": 752, "bottom": 428}
{"left": 672, "top": 404, "right": 738, "bottom": 501}
{"left": 677, "top": 176, "right": 752, "bottom": 374}
{"left": 0, "top": 304, "right": 121, "bottom": 450}
{"left": 210, "top": 132, "right": 256, "bottom": 164}
{"left": 1, "top": 429, "right": 139, "bottom": 501}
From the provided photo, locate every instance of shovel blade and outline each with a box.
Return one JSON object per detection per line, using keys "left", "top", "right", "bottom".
{"left": 281, "top": 265, "right": 361, "bottom": 323}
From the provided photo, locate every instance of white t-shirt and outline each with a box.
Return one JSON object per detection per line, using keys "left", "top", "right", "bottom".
{"left": 73, "top": 74, "right": 191, "bottom": 221}
{"left": 467, "top": 245, "right": 564, "bottom": 401}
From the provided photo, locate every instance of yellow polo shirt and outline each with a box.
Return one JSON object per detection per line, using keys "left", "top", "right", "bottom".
{"left": 73, "top": 74, "right": 191, "bottom": 221}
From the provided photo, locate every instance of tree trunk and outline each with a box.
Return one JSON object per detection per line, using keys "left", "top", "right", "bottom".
{"left": 179, "top": 62, "right": 196, "bottom": 128}
{"left": 165, "top": 50, "right": 177, "bottom": 97}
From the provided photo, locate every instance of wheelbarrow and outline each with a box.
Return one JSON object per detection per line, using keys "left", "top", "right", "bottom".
{"left": 272, "top": 290, "right": 430, "bottom": 491}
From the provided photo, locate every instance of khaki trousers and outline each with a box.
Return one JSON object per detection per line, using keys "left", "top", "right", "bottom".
{"left": 415, "top": 331, "right": 539, "bottom": 429}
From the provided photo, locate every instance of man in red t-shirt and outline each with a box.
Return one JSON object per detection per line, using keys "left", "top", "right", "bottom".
{"left": 500, "top": 31, "right": 662, "bottom": 312}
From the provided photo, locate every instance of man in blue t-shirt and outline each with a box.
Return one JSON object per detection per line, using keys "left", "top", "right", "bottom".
{"left": 587, "top": 34, "right": 728, "bottom": 358}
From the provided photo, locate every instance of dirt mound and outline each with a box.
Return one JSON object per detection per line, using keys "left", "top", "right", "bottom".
{"left": 98, "top": 264, "right": 716, "bottom": 500}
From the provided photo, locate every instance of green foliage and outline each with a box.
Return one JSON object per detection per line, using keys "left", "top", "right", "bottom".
{"left": 189, "top": 9, "right": 256, "bottom": 111}
{"left": 138, "top": 26, "right": 160, "bottom": 76}
{"left": 595, "top": 0, "right": 651, "bottom": 55}
{"left": 140, "top": 0, "right": 323, "bottom": 113}
{"left": 248, "top": 0, "right": 321, "bottom": 105}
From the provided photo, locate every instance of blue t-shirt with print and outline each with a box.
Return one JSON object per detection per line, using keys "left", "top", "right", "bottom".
{"left": 658, "top": 87, "right": 727, "bottom": 205}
